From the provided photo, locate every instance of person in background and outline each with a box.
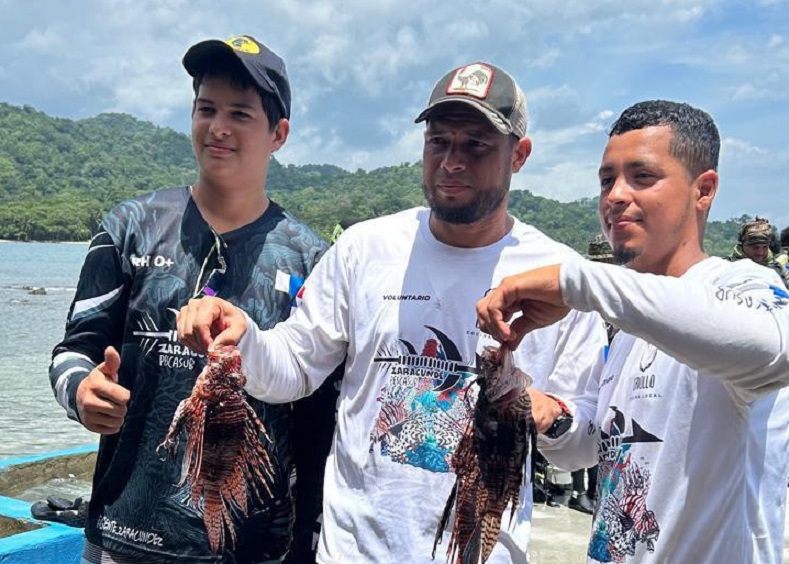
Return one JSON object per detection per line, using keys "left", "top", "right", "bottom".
{"left": 771, "top": 231, "right": 788, "bottom": 273}
{"left": 780, "top": 225, "right": 789, "bottom": 256}
{"left": 728, "top": 217, "right": 789, "bottom": 287}
{"left": 49, "top": 35, "right": 338, "bottom": 564}
{"left": 769, "top": 232, "right": 782, "bottom": 257}
{"left": 565, "top": 234, "right": 616, "bottom": 515}
{"left": 477, "top": 99, "right": 789, "bottom": 563}
{"left": 176, "top": 61, "right": 607, "bottom": 563}
{"left": 583, "top": 234, "right": 620, "bottom": 347}
{"left": 329, "top": 217, "right": 368, "bottom": 245}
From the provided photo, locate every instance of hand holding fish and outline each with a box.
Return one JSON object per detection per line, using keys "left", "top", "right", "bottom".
{"left": 76, "top": 346, "right": 130, "bottom": 434}
{"left": 177, "top": 296, "right": 248, "bottom": 354}
{"left": 476, "top": 264, "right": 569, "bottom": 349}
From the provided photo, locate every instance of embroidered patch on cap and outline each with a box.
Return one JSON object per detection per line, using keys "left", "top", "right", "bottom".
{"left": 225, "top": 36, "right": 260, "bottom": 54}
{"left": 446, "top": 63, "right": 494, "bottom": 100}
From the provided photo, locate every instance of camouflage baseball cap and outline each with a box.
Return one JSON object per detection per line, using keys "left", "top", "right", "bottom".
{"left": 414, "top": 62, "right": 528, "bottom": 137}
{"left": 739, "top": 217, "right": 772, "bottom": 245}
{"left": 587, "top": 235, "right": 613, "bottom": 261}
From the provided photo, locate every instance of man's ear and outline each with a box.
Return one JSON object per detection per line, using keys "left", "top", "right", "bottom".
{"left": 512, "top": 136, "right": 532, "bottom": 173}
{"left": 695, "top": 169, "right": 718, "bottom": 213}
{"left": 270, "top": 118, "right": 290, "bottom": 153}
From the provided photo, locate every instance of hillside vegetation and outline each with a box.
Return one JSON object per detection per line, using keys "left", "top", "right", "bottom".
{"left": 0, "top": 102, "right": 747, "bottom": 256}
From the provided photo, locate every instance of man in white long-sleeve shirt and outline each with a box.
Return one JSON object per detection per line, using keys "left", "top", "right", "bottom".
{"left": 477, "top": 100, "right": 789, "bottom": 564}
{"left": 177, "top": 62, "right": 607, "bottom": 563}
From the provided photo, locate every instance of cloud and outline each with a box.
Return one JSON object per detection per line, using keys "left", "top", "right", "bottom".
{"left": 19, "top": 27, "right": 63, "bottom": 51}
{"left": 730, "top": 83, "right": 780, "bottom": 101}
{"left": 280, "top": 115, "right": 424, "bottom": 171}
{"left": 0, "top": 0, "right": 788, "bottom": 224}
{"left": 528, "top": 48, "right": 562, "bottom": 69}
{"left": 527, "top": 85, "right": 578, "bottom": 103}
{"left": 722, "top": 137, "right": 768, "bottom": 158}
{"left": 531, "top": 111, "right": 612, "bottom": 153}
{"left": 515, "top": 159, "right": 601, "bottom": 203}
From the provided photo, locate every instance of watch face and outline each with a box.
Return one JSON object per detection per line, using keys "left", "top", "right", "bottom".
{"left": 545, "top": 414, "right": 572, "bottom": 439}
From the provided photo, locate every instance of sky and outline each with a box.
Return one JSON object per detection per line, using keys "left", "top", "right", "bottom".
{"left": 1, "top": 0, "right": 787, "bottom": 226}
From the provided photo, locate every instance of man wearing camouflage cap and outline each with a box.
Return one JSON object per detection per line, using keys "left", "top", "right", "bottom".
{"left": 728, "top": 217, "right": 789, "bottom": 287}
{"left": 586, "top": 234, "right": 615, "bottom": 264}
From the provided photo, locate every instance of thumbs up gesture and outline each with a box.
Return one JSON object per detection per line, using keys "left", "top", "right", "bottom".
{"left": 76, "top": 347, "right": 131, "bottom": 434}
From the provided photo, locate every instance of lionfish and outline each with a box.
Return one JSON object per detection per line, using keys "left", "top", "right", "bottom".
{"left": 158, "top": 345, "right": 276, "bottom": 554}
{"left": 433, "top": 345, "right": 537, "bottom": 564}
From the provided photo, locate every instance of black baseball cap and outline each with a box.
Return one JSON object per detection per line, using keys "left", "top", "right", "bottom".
{"left": 415, "top": 62, "right": 528, "bottom": 137}
{"left": 183, "top": 35, "right": 291, "bottom": 119}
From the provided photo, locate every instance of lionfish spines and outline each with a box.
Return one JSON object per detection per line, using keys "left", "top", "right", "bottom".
{"left": 158, "top": 345, "right": 275, "bottom": 554}
{"left": 433, "top": 345, "right": 536, "bottom": 564}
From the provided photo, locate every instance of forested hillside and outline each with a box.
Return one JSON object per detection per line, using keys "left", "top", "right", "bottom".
{"left": 0, "top": 102, "right": 747, "bottom": 255}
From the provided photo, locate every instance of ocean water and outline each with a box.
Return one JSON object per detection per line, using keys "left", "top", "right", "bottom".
{"left": 0, "top": 241, "right": 96, "bottom": 458}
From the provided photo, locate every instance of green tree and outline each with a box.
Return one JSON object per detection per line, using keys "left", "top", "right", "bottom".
{"left": 0, "top": 101, "right": 753, "bottom": 250}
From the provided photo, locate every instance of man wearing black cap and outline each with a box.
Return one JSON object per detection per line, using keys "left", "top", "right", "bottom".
{"left": 176, "top": 61, "right": 606, "bottom": 563}
{"left": 49, "top": 35, "right": 339, "bottom": 563}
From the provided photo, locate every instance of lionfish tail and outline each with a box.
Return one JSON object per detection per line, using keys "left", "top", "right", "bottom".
{"left": 461, "top": 521, "right": 482, "bottom": 564}
{"left": 203, "top": 490, "right": 227, "bottom": 554}
{"left": 479, "top": 510, "right": 504, "bottom": 563}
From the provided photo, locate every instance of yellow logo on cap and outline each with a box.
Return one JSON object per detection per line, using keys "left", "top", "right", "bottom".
{"left": 225, "top": 36, "right": 260, "bottom": 54}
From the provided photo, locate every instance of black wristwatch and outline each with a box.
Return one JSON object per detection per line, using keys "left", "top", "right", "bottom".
{"left": 543, "top": 395, "right": 573, "bottom": 439}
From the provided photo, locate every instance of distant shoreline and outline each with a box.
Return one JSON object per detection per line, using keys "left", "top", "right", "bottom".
{"left": 0, "top": 239, "right": 88, "bottom": 244}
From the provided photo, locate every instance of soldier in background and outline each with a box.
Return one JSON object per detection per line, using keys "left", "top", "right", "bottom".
{"left": 585, "top": 235, "right": 619, "bottom": 344}
{"left": 728, "top": 217, "right": 789, "bottom": 287}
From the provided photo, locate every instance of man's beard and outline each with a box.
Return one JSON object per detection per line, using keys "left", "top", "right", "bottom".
{"left": 424, "top": 184, "right": 506, "bottom": 224}
{"left": 613, "top": 247, "right": 638, "bottom": 266}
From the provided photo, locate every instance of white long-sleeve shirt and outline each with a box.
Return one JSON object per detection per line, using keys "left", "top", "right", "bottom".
{"left": 548, "top": 254, "right": 789, "bottom": 564}
{"left": 237, "top": 208, "right": 607, "bottom": 564}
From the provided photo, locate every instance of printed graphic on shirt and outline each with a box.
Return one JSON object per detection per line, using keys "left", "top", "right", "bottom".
{"left": 370, "top": 326, "right": 478, "bottom": 473}
{"left": 589, "top": 407, "right": 662, "bottom": 564}
{"left": 638, "top": 345, "right": 657, "bottom": 372}
{"left": 132, "top": 308, "right": 202, "bottom": 370}
{"left": 631, "top": 344, "right": 662, "bottom": 400}
{"left": 274, "top": 270, "right": 306, "bottom": 313}
{"left": 770, "top": 284, "right": 789, "bottom": 301}
{"left": 714, "top": 283, "right": 789, "bottom": 312}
